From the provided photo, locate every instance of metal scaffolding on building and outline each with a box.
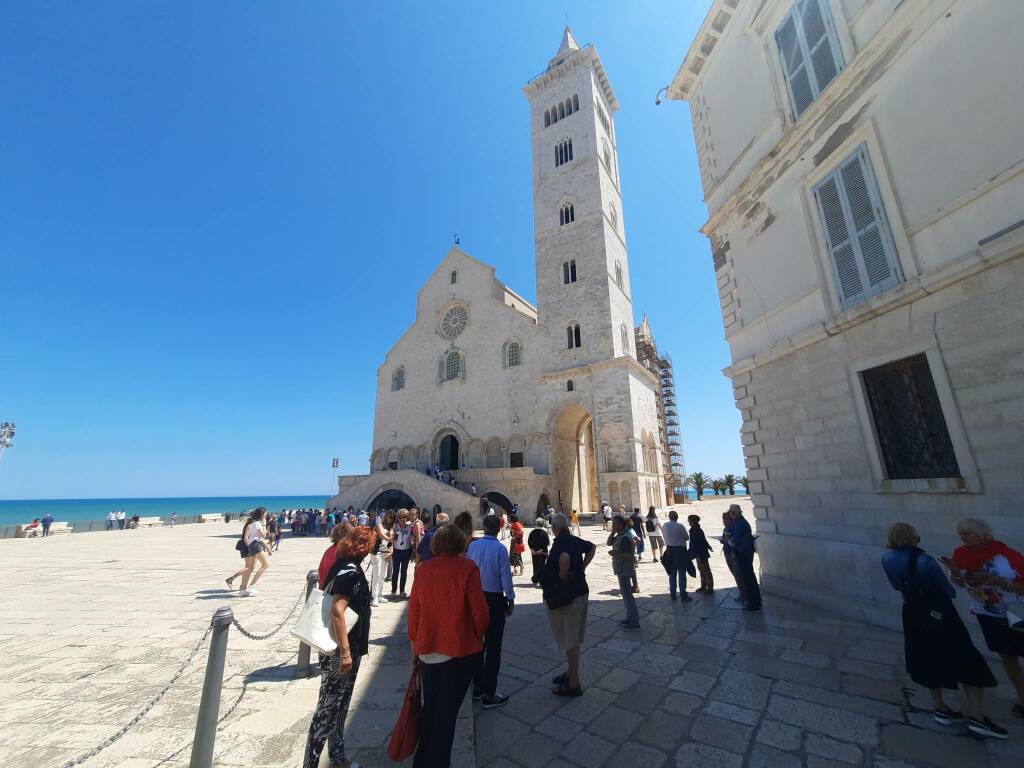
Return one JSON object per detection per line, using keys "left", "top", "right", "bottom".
{"left": 634, "top": 318, "right": 686, "bottom": 503}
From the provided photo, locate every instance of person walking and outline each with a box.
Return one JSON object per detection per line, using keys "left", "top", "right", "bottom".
{"left": 408, "top": 524, "right": 489, "bottom": 767}
{"left": 726, "top": 504, "right": 761, "bottom": 612}
{"left": 390, "top": 510, "right": 414, "bottom": 598}
{"left": 687, "top": 514, "right": 714, "bottom": 593}
{"left": 628, "top": 508, "right": 646, "bottom": 563}
{"left": 453, "top": 511, "right": 475, "bottom": 542}
{"left": 601, "top": 501, "right": 613, "bottom": 531}
{"left": 528, "top": 521, "right": 550, "bottom": 587}
{"left": 116, "top": 509, "right": 126, "bottom": 530}
{"left": 106, "top": 510, "right": 116, "bottom": 531}
{"left": 542, "top": 513, "right": 596, "bottom": 697}
{"left": 508, "top": 515, "right": 525, "bottom": 577}
{"left": 239, "top": 508, "right": 271, "bottom": 597}
{"left": 661, "top": 510, "right": 691, "bottom": 601}
{"left": 945, "top": 517, "right": 1024, "bottom": 721}
{"left": 645, "top": 507, "right": 664, "bottom": 563}
{"left": 467, "top": 515, "right": 515, "bottom": 709}
{"left": 366, "top": 510, "right": 387, "bottom": 607}
{"left": 303, "top": 526, "right": 376, "bottom": 768}
{"left": 41, "top": 513, "right": 53, "bottom": 537}
{"left": 883, "top": 522, "right": 1007, "bottom": 739}
{"left": 609, "top": 516, "right": 641, "bottom": 631}
{"left": 720, "top": 511, "right": 747, "bottom": 604}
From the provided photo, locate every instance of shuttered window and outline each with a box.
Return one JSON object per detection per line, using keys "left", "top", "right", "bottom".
{"left": 814, "top": 146, "right": 900, "bottom": 307}
{"left": 775, "top": 0, "right": 844, "bottom": 119}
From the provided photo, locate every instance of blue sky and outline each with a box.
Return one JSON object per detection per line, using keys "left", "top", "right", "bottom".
{"left": 1, "top": 1, "right": 738, "bottom": 500}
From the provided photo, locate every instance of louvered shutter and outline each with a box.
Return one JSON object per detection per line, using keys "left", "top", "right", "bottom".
{"left": 815, "top": 147, "right": 900, "bottom": 307}
{"left": 800, "top": 0, "right": 840, "bottom": 97}
{"left": 816, "top": 174, "right": 864, "bottom": 303}
{"left": 775, "top": 10, "right": 814, "bottom": 117}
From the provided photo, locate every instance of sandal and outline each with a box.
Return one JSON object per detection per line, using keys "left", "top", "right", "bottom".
{"left": 553, "top": 684, "right": 583, "bottom": 698}
{"left": 552, "top": 672, "right": 569, "bottom": 686}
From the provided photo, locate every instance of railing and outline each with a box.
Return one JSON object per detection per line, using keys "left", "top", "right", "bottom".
{"left": 59, "top": 571, "right": 313, "bottom": 768}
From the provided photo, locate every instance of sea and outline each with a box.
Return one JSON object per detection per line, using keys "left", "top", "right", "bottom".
{"left": 0, "top": 495, "right": 329, "bottom": 527}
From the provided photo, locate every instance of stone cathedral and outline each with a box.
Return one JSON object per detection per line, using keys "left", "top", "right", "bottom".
{"left": 328, "top": 29, "right": 666, "bottom": 520}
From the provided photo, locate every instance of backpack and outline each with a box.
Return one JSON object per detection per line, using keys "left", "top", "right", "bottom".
{"left": 645, "top": 518, "right": 656, "bottom": 533}
{"left": 417, "top": 527, "right": 435, "bottom": 561}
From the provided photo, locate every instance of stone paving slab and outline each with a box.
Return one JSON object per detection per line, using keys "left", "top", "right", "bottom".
{"left": 479, "top": 497, "right": 1024, "bottom": 768}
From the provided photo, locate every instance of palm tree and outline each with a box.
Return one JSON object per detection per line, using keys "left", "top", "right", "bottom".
{"left": 685, "top": 472, "right": 710, "bottom": 501}
{"left": 737, "top": 475, "right": 749, "bottom": 494}
{"left": 724, "top": 473, "right": 737, "bottom": 496}
{"left": 714, "top": 478, "right": 728, "bottom": 496}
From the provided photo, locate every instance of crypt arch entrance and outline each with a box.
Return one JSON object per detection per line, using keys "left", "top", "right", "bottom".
{"left": 549, "top": 402, "right": 600, "bottom": 516}
{"left": 366, "top": 488, "right": 416, "bottom": 511}
{"left": 481, "top": 491, "right": 514, "bottom": 516}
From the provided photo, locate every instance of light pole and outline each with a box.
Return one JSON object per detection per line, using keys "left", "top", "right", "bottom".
{"left": 331, "top": 457, "right": 339, "bottom": 496}
{"left": 0, "top": 422, "right": 15, "bottom": 465}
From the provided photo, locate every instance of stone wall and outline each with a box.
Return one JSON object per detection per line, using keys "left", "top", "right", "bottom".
{"left": 744, "top": 253, "right": 1024, "bottom": 627}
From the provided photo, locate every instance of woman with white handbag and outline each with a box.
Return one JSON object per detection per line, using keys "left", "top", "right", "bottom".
{"left": 303, "top": 525, "right": 376, "bottom": 768}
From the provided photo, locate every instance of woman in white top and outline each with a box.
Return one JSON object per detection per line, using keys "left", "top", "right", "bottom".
{"left": 645, "top": 507, "right": 665, "bottom": 564}
{"left": 390, "top": 509, "right": 414, "bottom": 598}
{"left": 239, "top": 508, "right": 271, "bottom": 597}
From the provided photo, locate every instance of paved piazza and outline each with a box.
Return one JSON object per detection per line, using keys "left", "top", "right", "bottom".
{"left": 3, "top": 498, "right": 1023, "bottom": 767}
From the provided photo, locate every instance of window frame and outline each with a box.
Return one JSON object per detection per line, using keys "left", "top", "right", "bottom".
{"left": 440, "top": 349, "right": 465, "bottom": 383}
{"left": 391, "top": 365, "right": 405, "bottom": 392}
{"left": 774, "top": 0, "right": 846, "bottom": 121}
{"left": 847, "top": 342, "right": 980, "bottom": 494}
{"left": 504, "top": 340, "right": 523, "bottom": 368}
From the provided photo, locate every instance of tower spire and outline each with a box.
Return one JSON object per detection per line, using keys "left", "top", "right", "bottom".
{"left": 555, "top": 26, "right": 580, "bottom": 57}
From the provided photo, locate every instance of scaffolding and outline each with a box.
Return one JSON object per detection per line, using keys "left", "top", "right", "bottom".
{"left": 634, "top": 320, "right": 686, "bottom": 502}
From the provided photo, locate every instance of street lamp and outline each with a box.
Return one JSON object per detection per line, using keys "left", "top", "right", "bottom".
{"left": 0, "top": 422, "right": 15, "bottom": 464}
{"left": 654, "top": 86, "right": 669, "bottom": 106}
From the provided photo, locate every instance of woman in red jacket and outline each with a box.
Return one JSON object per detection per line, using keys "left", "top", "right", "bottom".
{"left": 407, "top": 523, "right": 488, "bottom": 767}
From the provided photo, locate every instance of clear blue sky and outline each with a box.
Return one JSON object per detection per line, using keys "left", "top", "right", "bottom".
{"left": 1, "top": 1, "right": 738, "bottom": 500}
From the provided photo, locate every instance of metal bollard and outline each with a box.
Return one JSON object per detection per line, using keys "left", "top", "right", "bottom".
{"left": 295, "top": 569, "right": 320, "bottom": 679}
{"left": 189, "top": 607, "right": 233, "bottom": 768}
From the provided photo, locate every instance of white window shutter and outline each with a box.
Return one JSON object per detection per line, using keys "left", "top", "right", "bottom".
{"left": 775, "top": 10, "right": 814, "bottom": 117}
{"left": 816, "top": 173, "right": 865, "bottom": 303}
{"left": 801, "top": 0, "right": 840, "bottom": 97}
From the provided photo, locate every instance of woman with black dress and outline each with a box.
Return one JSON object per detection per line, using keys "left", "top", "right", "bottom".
{"left": 881, "top": 522, "right": 1007, "bottom": 739}
{"left": 303, "top": 525, "right": 376, "bottom": 768}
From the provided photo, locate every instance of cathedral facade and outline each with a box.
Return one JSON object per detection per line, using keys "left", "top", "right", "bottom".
{"left": 328, "top": 29, "right": 666, "bottom": 520}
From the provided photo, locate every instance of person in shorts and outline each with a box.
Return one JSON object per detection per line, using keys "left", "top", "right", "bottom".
{"left": 542, "top": 513, "right": 595, "bottom": 698}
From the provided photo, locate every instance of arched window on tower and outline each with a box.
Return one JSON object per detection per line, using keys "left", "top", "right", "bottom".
{"left": 602, "top": 138, "right": 613, "bottom": 175}
{"left": 544, "top": 109, "right": 550, "bottom": 127}
{"left": 609, "top": 201, "right": 618, "bottom": 232}
{"left": 559, "top": 202, "right": 574, "bottom": 226}
{"left": 615, "top": 260, "right": 623, "bottom": 289}
{"left": 558, "top": 103, "right": 565, "bottom": 120}
{"left": 573, "top": 325, "right": 582, "bottom": 348}
{"left": 620, "top": 323, "right": 630, "bottom": 356}
{"left": 562, "top": 260, "right": 578, "bottom": 284}
{"left": 391, "top": 366, "right": 405, "bottom": 392}
{"left": 450, "top": 270, "right": 457, "bottom": 285}
{"left": 566, "top": 379, "right": 574, "bottom": 392}
{"left": 565, "top": 98, "right": 572, "bottom": 115}
{"left": 555, "top": 139, "right": 573, "bottom": 168}
{"left": 504, "top": 341, "right": 522, "bottom": 368}
{"left": 573, "top": 94, "right": 579, "bottom": 112}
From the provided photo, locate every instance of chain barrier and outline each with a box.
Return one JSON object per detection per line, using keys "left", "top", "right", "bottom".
{"left": 58, "top": 624, "right": 214, "bottom": 768}
{"left": 60, "top": 581, "right": 306, "bottom": 768}
{"left": 229, "top": 582, "right": 306, "bottom": 640}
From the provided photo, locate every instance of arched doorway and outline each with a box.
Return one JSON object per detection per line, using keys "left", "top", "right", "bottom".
{"left": 438, "top": 434, "right": 460, "bottom": 471}
{"left": 367, "top": 489, "right": 416, "bottom": 511}
{"left": 549, "top": 403, "right": 600, "bottom": 516}
{"left": 482, "top": 491, "right": 514, "bottom": 516}
{"left": 536, "top": 493, "right": 551, "bottom": 519}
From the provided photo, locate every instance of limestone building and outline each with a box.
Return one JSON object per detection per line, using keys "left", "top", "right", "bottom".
{"left": 329, "top": 29, "right": 666, "bottom": 520}
{"left": 666, "top": 0, "right": 1024, "bottom": 625}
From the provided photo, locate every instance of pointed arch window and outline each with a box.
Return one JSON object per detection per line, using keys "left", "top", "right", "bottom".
{"left": 450, "top": 270, "right": 457, "bottom": 285}
{"left": 391, "top": 366, "right": 405, "bottom": 392}
{"left": 609, "top": 202, "right": 618, "bottom": 232}
{"left": 504, "top": 341, "right": 522, "bottom": 368}
{"left": 567, "top": 379, "right": 575, "bottom": 392}
{"left": 559, "top": 203, "right": 575, "bottom": 226}
{"left": 544, "top": 109, "right": 551, "bottom": 127}
{"left": 558, "top": 103, "right": 565, "bottom": 120}
{"left": 555, "top": 139, "right": 573, "bottom": 167}
{"left": 567, "top": 324, "right": 582, "bottom": 349}
{"left": 620, "top": 324, "right": 630, "bottom": 356}
{"left": 562, "top": 260, "right": 578, "bottom": 284}
{"left": 615, "top": 260, "right": 623, "bottom": 289}
{"left": 573, "top": 94, "right": 579, "bottom": 112}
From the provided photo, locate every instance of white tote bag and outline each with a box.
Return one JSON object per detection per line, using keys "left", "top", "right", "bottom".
{"left": 290, "top": 570, "right": 360, "bottom": 655}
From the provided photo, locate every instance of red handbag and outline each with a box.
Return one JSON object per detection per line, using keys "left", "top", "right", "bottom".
{"left": 387, "top": 666, "right": 421, "bottom": 761}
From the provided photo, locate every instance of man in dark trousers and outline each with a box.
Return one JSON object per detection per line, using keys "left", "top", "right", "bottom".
{"left": 726, "top": 504, "right": 762, "bottom": 611}
{"left": 466, "top": 514, "right": 514, "bottom": 709}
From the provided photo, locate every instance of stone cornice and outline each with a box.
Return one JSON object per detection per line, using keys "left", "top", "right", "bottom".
{"left": 541, "top": 354, "right": 660, "bottom": 387}
{"left": 523, "top": 45, "right": 619, "bottom": 113}
{"left": 667, "top": 0, "right": 742, "bottom": 102}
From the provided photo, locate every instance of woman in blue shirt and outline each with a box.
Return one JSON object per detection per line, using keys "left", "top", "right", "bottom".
{"left": 882, "top": 522, "right": 1005, "bottom": 738}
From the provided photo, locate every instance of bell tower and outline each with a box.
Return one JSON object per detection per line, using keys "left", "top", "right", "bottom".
{"left": 523, "top": 28, "right": 635, "bottom": 364}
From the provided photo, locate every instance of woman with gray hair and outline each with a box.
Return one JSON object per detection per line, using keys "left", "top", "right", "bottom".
{"left": 944, "top": 517, "right": 1024, "bottom": 721}
{"left": 882, "top": 522, "right": 1005, "bottom": 738}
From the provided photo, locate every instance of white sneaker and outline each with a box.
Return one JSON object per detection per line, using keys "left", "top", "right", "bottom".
{"left": 241, "top": 588, "right": 258, "bottom": 597}
{"left": 370, "top": 600, "right": 380, "bottom": 607}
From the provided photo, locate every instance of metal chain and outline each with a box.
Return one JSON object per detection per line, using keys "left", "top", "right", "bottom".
{"left": 229, "top": 582, "right": 307, "bottom": 641}
{"left": 59, "top": 624, "right": 214, "bottom": 768}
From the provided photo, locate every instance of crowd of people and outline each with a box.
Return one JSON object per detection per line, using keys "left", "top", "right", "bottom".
{"left": 222, "top": 498, "right": 1023, "bottom": 766}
